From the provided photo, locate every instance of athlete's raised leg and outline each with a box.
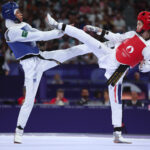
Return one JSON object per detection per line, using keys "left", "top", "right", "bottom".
{"left": 40, "top": 44, "right": 92, "bottom": 67}
{"left": 46, "top": 14, "right": 110, "bottom": 56}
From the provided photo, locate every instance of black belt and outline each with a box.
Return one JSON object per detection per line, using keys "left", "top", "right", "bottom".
{"left": 20, "top": 54, "right": 61, "bottom": 65}
{"left": 107, "top": 64, "right": 129, "bottom": 86}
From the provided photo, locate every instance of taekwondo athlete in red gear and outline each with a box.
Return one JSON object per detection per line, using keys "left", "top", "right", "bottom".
{"left": 46, "top": 11, "right": 150, "bottom": 144}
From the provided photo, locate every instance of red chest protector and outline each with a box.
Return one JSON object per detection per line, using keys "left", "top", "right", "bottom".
{"left": 116, "top": 35, "right": 146, "bottom": 67}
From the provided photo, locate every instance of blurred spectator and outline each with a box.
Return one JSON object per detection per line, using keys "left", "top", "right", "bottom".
{"left": 17, "top": 87, "right": 36, "bottom": 105}
{"left": 100, "top": 14, "right": 114, "bottom": 31}
{"left": 123, "top": 82, "right": 142, "bottom": 93}
{"left": 82, "top": 53, "right": 98, "bottom": 64}
{"left": 51, "top": 73, "right": 64, "bottom": 85}
{"left": 123, "top": 0, "right": 136, "bottom": 30}
{"left": 103, "top": 89, "right": 110, "bottom": 106}
{"left": 0, "top": 53, "right": 9, "bottom": 76}
{"left": 58, "top": 12, "right": 69, "bottom": 24}
{"left": 133, "top": 72, "right": 140, "bottom": 83}
{"left": 76, "top": 88, "right": 90, "bottom": 105}
{"left": 5, "top": 48, "right": 16, "bottom": 62}
{"left": 79, "top": 1, "right": 91, "bottom": 14}
{"left": 113, "top": 13, "right": 126, "bottom": 33}
{"left": 59, "top": 36, "right": 71, "bottom": 49}
{"left": 134, "top": 0, "right": 149, "bottom": 15}
{"left": 93, "top": 90, "right": 103, "bottom": 101}
{"left": 109, "top": 0, "right": 124, "bottom": 13}
{"left": 47, "top": 89, "right": 68, "bottom": 106}
{"left": 126, "top": 91, "right": 144, "bottom": 107}
{"left": 60, "top": 41, "right": 70, "bottom": 49}
{"left": 68, "top": 0, "right": 78, "bottom": 6}
{"left": 122, "top": 77, "right": 147, "bottom": 101}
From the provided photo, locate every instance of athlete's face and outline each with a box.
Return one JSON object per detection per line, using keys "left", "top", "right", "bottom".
{"left": 136, "top": 20, "right": 143, "bottom": 32}
{"left": 15, "top": 9, "right": 23, "bottom": 22}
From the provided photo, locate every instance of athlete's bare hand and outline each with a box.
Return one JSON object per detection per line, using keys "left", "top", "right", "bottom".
{"left": 139, "top": 60, "right": 145, "bottom": 68}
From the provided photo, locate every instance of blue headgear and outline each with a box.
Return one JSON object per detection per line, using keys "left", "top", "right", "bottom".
{"left": 2, "top": 2, "right": 19, "bottom": 21}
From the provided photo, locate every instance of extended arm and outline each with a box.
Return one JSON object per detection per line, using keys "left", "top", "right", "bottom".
{"left": 84, "top": 25, "right": 133, "bottom": 43}
{"left": 7, "top": 28, "right": 64, "bottom": 42}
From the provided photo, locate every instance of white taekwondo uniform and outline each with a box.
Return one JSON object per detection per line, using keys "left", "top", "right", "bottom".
{"left": 63, "top": 25, "right": 150, "bottom": 127}
{"left": 5, "top": 20, "right": 92, "bottom": 129}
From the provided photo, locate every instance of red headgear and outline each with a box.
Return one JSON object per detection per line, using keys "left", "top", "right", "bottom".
{"left": 137, "top": 11, "right": 150, "bottom": 32}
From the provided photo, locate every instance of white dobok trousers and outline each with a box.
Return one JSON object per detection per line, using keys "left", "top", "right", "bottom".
{"left": 64, "top": 25, "right": 126, "bottom": 127}
{"left": 17, "top": 45, "right": 92, "bottom": 128}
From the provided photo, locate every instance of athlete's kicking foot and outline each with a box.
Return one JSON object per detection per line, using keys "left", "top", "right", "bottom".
{"left": 46, "top": 13, "right": 66, "bottom": 31}
{"left": 46, "top": 14, "right": 61, "bottom": 30}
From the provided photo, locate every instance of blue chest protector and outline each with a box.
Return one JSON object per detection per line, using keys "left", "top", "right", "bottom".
{"left": 6, "top": 26, "right": 39, "bottom": 59}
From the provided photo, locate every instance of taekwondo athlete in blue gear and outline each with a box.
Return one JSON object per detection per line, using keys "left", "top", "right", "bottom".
{"left": 2, "top": 2, "right": 92, "bottom": 144}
